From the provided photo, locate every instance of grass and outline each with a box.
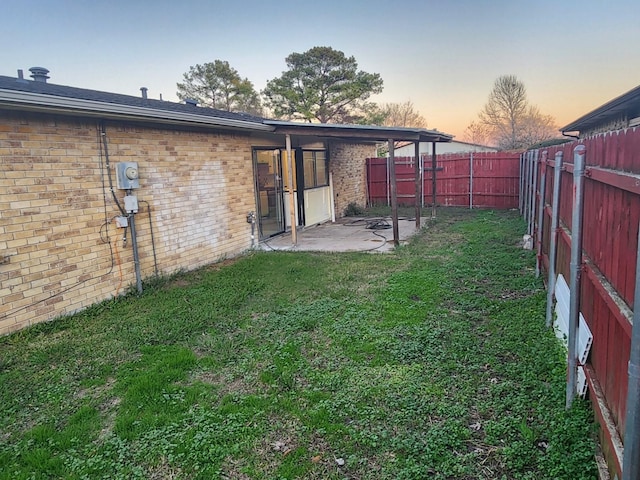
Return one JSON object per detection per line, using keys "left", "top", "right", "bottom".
{"left": 0, "top": 208, "right": 598, "bottom": 479}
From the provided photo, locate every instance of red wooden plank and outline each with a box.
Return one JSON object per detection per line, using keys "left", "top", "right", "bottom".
{"left": 584, "top": 364, "right": 624, "bottom": 478}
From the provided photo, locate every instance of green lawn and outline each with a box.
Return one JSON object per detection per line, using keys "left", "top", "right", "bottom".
{"left": 0, "top": 208, "right": 598, "bottom": 479}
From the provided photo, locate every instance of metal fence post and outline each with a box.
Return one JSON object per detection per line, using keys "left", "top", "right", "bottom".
{"left": 546, "top": 151, "right": 564, "bottom": 328}
{"left": 519, "top": 153, "right": 524, "bottom": 214}
{"left": 623, "top": 220, "right": 640, "bottom": 480}
{"left": 529, "top": 150, "right": 539, "bottom": 237}
{"left": 469, "top": 152, "right": 474, "bottom": 209}
{"left": 386, "top": 155, "right": 391, "bottom": 206}
{"left": 567, "top": 144, "right": 586, "bottom": 409}
{"left": 536, "top": 151, "right": 548, "bottom": 278}
{"left": 523, "top": 152, "right": 531, "bottom": 227}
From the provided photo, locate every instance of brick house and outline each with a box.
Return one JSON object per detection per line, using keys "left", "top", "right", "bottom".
{"left": 0, "top": 68, "right": 451, "bottom": 334}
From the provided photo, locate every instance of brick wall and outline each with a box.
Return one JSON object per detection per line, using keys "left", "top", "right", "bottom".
{"left": 0, "top": 111, "right": 257, "bottom": 335}
{"left": 329, "top": 141, "right": 376, "bottom": 217}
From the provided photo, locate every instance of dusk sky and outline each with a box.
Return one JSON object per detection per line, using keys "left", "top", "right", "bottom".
{"left": 3, "top": 0, "right": 639, "bottom": 139}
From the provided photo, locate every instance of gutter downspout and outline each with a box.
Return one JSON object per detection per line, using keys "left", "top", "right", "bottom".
{"left": 623, "top": 220, "right": 640, "bottom": 480}
{"left": 567, "top": 144, "right": 586, "bottom": 409}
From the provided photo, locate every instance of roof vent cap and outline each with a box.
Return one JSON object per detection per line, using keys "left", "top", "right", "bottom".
{"left": 29, "top": 67, "right": 50, "bottom": 83}
{"left": 29, "top": 67, "right": 49, "bottom": 83}
{"left": 184, "top": 98, "right": 198, "bottom": 106}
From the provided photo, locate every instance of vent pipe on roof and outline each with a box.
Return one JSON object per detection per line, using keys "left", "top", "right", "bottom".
{"left": 29, "top": 67, "right": 50, "bottom": 83}
{"left": 16, "top": 69, "right": 28, "bottom": 84}
{"left": 140, "top": 87, "right": 148, "bottom": 99}
{"left": 185, "top": 98, "right": 198, "bottom": 106}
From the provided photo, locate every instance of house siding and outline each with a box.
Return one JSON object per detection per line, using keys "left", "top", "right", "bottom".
{"left": 329, "top": 141, "right": 376, "bottom": 217}
{"left": 0, "top": 111, "right": 257, "bottom": 335}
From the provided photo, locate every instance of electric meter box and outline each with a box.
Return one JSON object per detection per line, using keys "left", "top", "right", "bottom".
{"left": 116, "top": 162, "right": 140, "bottom": 189}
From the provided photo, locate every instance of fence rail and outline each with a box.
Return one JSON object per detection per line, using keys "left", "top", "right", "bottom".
{"left": 366, "top": 152, "right": 521, "bottom": 209}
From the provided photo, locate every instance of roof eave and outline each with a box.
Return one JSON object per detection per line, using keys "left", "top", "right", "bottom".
{"left": 560, "top": 84, "right": 640, "bottom": 133}
{"left": 264, "top": 120, "right": 453, "bottom": 143}
{"left": 0, "top": 89, "right": 274, "bottom": 132}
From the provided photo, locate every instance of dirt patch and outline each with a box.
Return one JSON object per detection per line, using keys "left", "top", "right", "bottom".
{"left": 190, "top": 370, "right": 262, "bottom": 398}
{"left": 146, "top": 457, "right": 182, "bottom": 480}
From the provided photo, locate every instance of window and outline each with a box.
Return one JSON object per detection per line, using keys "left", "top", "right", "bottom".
{"left": 303, "top": 151, "right": 328, "bottom": 189}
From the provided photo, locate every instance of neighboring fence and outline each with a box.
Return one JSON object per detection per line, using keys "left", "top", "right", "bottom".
{"left": 366, "top": 152, "right": 521, "bottom": 209}
{"left": 521, "top": 127, "right": 640, "bottom": 478}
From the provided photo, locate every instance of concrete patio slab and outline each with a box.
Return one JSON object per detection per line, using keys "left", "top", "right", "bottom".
{"left": 259, "top": 216, "right": 427, "bottom": 253}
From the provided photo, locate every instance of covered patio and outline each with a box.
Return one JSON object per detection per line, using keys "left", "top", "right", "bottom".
{"left": 264, "top": 121, "right": 453, "bottom": 247}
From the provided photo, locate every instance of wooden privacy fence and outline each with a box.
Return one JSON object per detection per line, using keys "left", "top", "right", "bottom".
{"left": 366, "top": 152, "right": 521, "bottom": 209}
{"left": 521, "top": 127, "right": 640, "bottom": 478}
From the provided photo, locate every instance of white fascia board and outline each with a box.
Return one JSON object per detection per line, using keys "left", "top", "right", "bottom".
{"left": 0, "top": 89, "right": 274, "bottom": 132}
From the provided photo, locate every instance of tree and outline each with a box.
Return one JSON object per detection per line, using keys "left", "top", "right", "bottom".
{"left": 463, "top": 121, "right": 492, "bottom": 146}
{"left": 263, "top": 46, "right": 383, "bottom": 124}
{"left": 380, "top": 101, "right": 427, "bottom": 128}
{"left": 177, "top": 60, "right": 262, "bottom": 115}
{"left": 469, "top": 75, "right": 558, "bottom": 150}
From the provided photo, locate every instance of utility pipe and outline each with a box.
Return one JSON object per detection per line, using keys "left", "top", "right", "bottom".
{"left": 285, "top": 134, "right": 297, "bottom": 245}
{"left": 535, "top": 151, "right": 548, "bottom": 277}
{"left": 545, "top": 151, "right": 564, "bottom": 328}
{"left": 566, "top": 144, "right": 586, "bottom": 409}
{"left": 623, "top": 220, "right": 640, "bottom": 480}
{"left": 388, "top": 139, "right": 399, "bottom": 246}
{"left": 128, "top": 212, "right": 143, "bottom": 294}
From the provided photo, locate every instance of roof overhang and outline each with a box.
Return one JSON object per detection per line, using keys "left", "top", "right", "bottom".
{"left": 264, "top": 120, "right": 453, "bottom": 143}
{"left": 0, "top": 89, "right": 274, "bottom": 132}
{"left": 561, "top": 84, "right": 640, "bottom": 134}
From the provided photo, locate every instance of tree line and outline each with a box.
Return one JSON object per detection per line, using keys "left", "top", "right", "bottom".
{"left": 176, "top": 47, "right": 558, "bottom": 150}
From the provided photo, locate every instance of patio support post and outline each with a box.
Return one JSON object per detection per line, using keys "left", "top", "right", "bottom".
{"left": 414, "top": 141, "right": 421, "bottom": 229}
{"left": 431, "top": 141, "right": 437, "bottom": 218}
{"left": 285, "top": 134, "right": 297, "bottom": 245}
{"left": 623, "top": 218, "right": 640, "bottom": 480}
{"left": 545, "top": 151, "right": 564, "bottom": 328}
{"left": 388, "top": 139, "right": 399, "bottom": 247}
{"left": 536, "top": 151, "right": 548, "bottom": 277}
{"left": 567, "top": 144, "right": 586, "bottom": 409}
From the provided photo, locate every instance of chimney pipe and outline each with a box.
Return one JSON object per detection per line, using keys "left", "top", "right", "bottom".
{"left": 29, "top": 67, "right": 50, "bottom": 83}
{"left": 140, "top": 87, "right": 148, "bottom": 99}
